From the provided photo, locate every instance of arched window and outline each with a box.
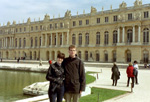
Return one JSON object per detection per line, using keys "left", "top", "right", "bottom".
{"left": 60, "top": 35, "right": 62, "bottom": 45}
{"left": 31, "top": 37, "right": 33, "bottom": 47}
{"left": 143, "top": 28, "right": 149, "bottom": 44}
{"left": 79, "top": 33, "right": 82, "bottom": 45}
{"left": 72, "top": 34, "right": 76, "bottom": 45}
{"left": 127, "top": 29, "right": 132, "bottom": 43}
{"left": 19, "top": 38, "right": 21, "bottom": 47}
{"left": 96, "top": 32, "right": 100, "bottom": 44}
{"left": 113, "top": 30, "right": 117, "bottom": 44}
{"left": 126, "top": 50, "right": 131, "bottom": 62}
{"left": 104, "top": 31, "right": 109, "bottom": 45}
{"left": 49, "top": 36, "right": 51, "bottom": 45}
{"left": 96, "top": 51, "right": 100, "bottom": 61}
{"left": 104, "top": 51, "right": 108, "bottom": 62}
{"left": 35, "top": 37, "right": 37, "bottom": 47}
{"left": 85, "top": 51, "right": 88, "bottom": 61}
{"left": 23, "top": 38, "right": 26, "bottom": 47}
{"left": 112, "top": 50, "right": 116, "bottom": 62}
{"left": 85, "top": 33, "right": 89, "bottom": 45}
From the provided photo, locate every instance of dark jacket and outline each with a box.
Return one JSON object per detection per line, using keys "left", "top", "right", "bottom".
{"left": 111, "top": 65, "right": 120, "bottom": 80}
{"left": 46, "top": 62, "right": 64, "bottom": 92}
{"left": 126, "top": 65, "right": 134, "bottom": 77}
{"left": 62, "top": 56, "right": 86, "bottom": 93}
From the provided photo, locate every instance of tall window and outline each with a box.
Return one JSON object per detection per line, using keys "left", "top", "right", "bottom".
{"left": 78, "top": 51, "right": 81, "bottom": 59}
{"left": 113, "top": 51, "right": 116, "bottom": 62}
{"left": 60, "top": 35, "right": 62, "bottom": 45}
{"left": 55, "top": 23, "right": 57, "bottom": 28}
{"left": 96, "top": 32, "right": 100, "bottom": 44}
{"left": 49, "top": 36, "right": 51, "bottom": 45}
{"left": 143, "top": 28, "right": 149, "bottom": 43}
{"left": 86, "top": 19, "right": 89, "bottom": 25}
{"left": 113, "top": 30, "right": 118, "bottom": 44}
{"left": 105, "top": 17, "right": 109, "bottom": 22}
{"left": 126, "top": 50, "right": 131, "bottom": 62}
{"left": 31, "top": 26, "right": 33, "bottom": 31}
{"left": 60, "top": 23, "right": 63, "bottom": 28}
{"left": 104, "top": 51, "right": 108, "bottom": 62}
{"left": 73, "top": 21, "right": 76, "bottom": 26}
{"left": 127, "top": 29, "right": 133, "bottom": 43}
{"left": 96, "top": 51, "right": 100, "bottom": 61}
{"left": 15, "top": 38, "right": 17, "bottom": 47}
{"left": 104, "top": 31, "right": 109, "bottom": 45}
{"left": 35, "top": 37, "right": 37, "bottom": 47}
{"left": 85, "top": 33, "right": 89, "bottom": 45}
{"left": 79, "top": 20, "right": 82, "bottom": 26}
{"left": 144, "top": 11, "right": 149, "bottom": 18}
{"left": 72, "top": 34, "right": 76, "bottom": 45}
{"left": 23, "top": 38, "right": 26, "bottom": 47}
{"left": 36, "top": 26, "right": 38, "bottom": 30}
{"left": 16, "top": 28, "right": 18, "bottom": 33}
{"left": 50, "top": 24, "right": 52, "bottom": 29}
{"left": 31, "top": 37, "right": 33, "bottom": 47}
{"left": 39, "top": 37, "right": 41, "bottom": 46}
{"left": 24, "top": 27, "right": 26, "bottom": 32}
{"left": 113, "top": 15, "right": 118, "bottom": 22}
{"left": 20, "top": 28, "right": 22, "bottom": 32}
{"left": 143, "top": 50, "right": 149, "bottom": 63}
{"left": 85, "top": 51, "right": 88, "bottom": 61}
{"left": 128, "top": 13, "right": 132, "bottom": 20}
{"left": 54, "top": 35, "right": 56, "bottom": 45}
{"left": 19, "top": 38, "right": 21, "bottom": 47}
{"left": 97, "top": 18, "right": 100, "bottom": 23}
{"left": 79, "top": 33, "right": 82, "bottom": 45}
{"left": 40, "top": 25, "right": 42, "bottom": 30}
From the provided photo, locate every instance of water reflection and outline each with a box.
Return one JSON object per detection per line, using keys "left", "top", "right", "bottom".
{"left": 0, "top": 70, "right": 46, "bottom": 102}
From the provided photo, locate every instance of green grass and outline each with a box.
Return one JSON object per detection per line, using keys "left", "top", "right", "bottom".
{"left": 80, "top": 72, "right": 128, "bottom": 102}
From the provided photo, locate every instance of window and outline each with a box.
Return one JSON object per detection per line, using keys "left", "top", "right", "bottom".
{"left": 60, "top": 23, "right": 63, "bottom": 28}
{"left": 126, "top": 50, "right": 131, "bottom": 62}
{"left": 60, "top": 35, "right": 62, "bottom": 45}
{"left": 113, "top": 15, "right": 117, "bottom": 22}
{"left": 86, "top": 19, "right": 89, "bottom": 25}
{"left": 96, "top": 32, "right": 100, "bottom": 44}
{"left": 36, "top": 26, "right": 38, "bottom": 30}
{"left": 15, "top": 38, "right": 17, "bottom": 47}
{"left": 113, "top": 30, "right": 118, "bottom": 44}
{"left": 50, "top": 24, "right": 52, "bottom": 29}
{"left": 72, "top": 34, "right": 76, "bottom": 45}
{"left": 128, "top": 13, "right": 132, "bottom": 20}
{"left": 24, "top": 27, "right": 26, "bottom": 32}
{"left": 85, "top": 33, "right": 89, "bottom": 45}
{"left": 73, "top": 21, "right": 76, "bottom": 26}
{"left": 127, "top": 29, "right": 132, "bottom": 43}
{"left": 143, "top": 50, "right": 149, "bottom": 63}
{"left": 40, "top": 25, "right": 42, "bottom": 30}
{"left": 96, "top": 51, "right": 100, "bottom": 61}
{"left": 23, "top": 38, "right": 26, "bottom": 47}
{"left": 113, "top": 51, "right": 116, "bottom": 62}
{"left": 85, "top": 51, "right": 88, "bottom": 61}
{"left": 31, "top": 37, "right": 33, "bottom": 47}
{"left": 20, "top": 28, "right": 22, "bottom": 32}
{"left": 104, "top": 31, "right": 109, "bottom": 45}
{"left": 19, "top": 38, "right": 21, "bottom": 47}
{"left": 54, "top": 35, "right": 56, "bottom": 45}
{"left": 79, "top": 20, "right": 82, "bottom": 25}
{"left": 35, "top": 37, "right": 37, "bottom": 47}
{"left": 143, "top": 28, "right": 149, "bottom": 43}
{"left": 105, "top": 17, "right": 109, "bottom": 22}
{"left": 78, "top": 51, "right": 81, "bottom": 59}
{"left": 16, "top": 28, "right": 18, "bottom": 33}
{"left": 31, "top": 26, "right": 33, "bottom": 31}
{"left": 144, "top": 11, "right": 149, "bottom": 18}
{"left": 49, "top": 36, "right": 51, "bottom": 45}
{"left": 97, "top": 18, "right": 100, "bottom": 23}
{"left": 79, "top": 33, "right": 82, "bottom": 45}
{"left": 39, "top": 37, "right": 41, "bottom": 46}
{"left": 104, "top": 51, "right": 108, "bottom": 62}
{"left": 55, "top": 23, "right": 57, "bottom": 28}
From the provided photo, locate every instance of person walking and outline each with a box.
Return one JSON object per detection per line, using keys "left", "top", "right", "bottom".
{"left": 46, "top": 53, "right": 65, "bottom": 102}
{"left": 133, "top": 60, "right": 139, "bottom": 84}
{"left": 62, "top": 45, "right": 86, "bottom": 102}
{"left": 126, "top": 62, "right": 134, "bottom": 88}
{"left": 111, "top": 62, "right": 120, "bottom": 86}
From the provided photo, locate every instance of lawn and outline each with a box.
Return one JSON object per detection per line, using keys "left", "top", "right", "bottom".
{"left": 80, "top": 72, "right": 128, "bottom": 102}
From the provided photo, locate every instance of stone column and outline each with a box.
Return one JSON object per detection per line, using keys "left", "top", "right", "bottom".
{"left": 138, "top": 25, "right": 141, "bottom": 42}
{"left": 122, "top": 26, "right": 125, "bottom": 43}
{"left": 45, "top": 34, "right": 47, "bottom": 47}
{"left": 62, "top": 32, "right": 64, "bottom": 45}
{"left": 51, "top": 33, "right": 52, "bottom": 46}
{"left": 133, "top": 25, "right": 135, "bottom": 42}
{"left": 67, "top": 31, "right": 69, "bottom": 45}
{"left": 117, "top": 27, "right": 120, "bottom": 43}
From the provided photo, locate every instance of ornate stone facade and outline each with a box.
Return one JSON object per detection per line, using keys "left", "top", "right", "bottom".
{"left": 0, "top": 0, "right": 150, "bottom": 63}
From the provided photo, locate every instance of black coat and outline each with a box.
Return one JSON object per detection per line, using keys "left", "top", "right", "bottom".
{"left": 62, "top": 57, "right": 86, "bottom": 93}
{"left": 111, "top": 65, "right": 120, "bottom": 80}
{"left": 46, "top": 62, "right": 64, "bottom": 92}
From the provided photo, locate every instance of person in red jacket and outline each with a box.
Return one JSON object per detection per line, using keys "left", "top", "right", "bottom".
{"left": 126, "top": 62, "right": 134, "bottom": 88}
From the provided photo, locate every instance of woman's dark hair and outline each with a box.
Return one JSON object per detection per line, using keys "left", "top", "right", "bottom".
{"left": 57, "top": 53, "right": 65, "bottom": 59}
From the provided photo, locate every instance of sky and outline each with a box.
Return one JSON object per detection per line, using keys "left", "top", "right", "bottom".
{"left": 0, "top": 0, "right": 149, "bottom": 25}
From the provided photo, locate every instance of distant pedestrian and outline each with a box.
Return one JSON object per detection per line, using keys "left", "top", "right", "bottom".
{"left": 39, "top": 59, "right": 42, "bottom": 66}
{"left": 1, "top": 58, "right": 2, "bottom": 62}
{"left": 126, "top": 62, "right": 134, "bottom": 88}
{"left": 17, "top": 58, "right": 20, "bottom": 63}
{"left": 133, "top": 61, "right": 139, "bottom": 84}
{"left": 111, "top": 62, "right": 120, "bottom": 86}
{"left": 144, "top": 63, "right": 147, "bottom": 68}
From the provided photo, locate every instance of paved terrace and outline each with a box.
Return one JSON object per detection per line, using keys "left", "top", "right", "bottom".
{"left": 0, "top": 60, "right": 150, "bottom": 102}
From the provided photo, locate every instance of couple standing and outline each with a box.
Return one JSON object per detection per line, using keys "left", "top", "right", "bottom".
{"left": 46, "top": 45, "right": 86, "bottom": 102}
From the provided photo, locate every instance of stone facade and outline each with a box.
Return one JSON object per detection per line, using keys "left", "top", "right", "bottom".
{"left": 0, "top": 0, "right": 150, "bottom": 63}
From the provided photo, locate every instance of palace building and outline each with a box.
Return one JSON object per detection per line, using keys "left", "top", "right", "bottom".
{"left": 0, "top": 0, "right": 150, "bottom": 63}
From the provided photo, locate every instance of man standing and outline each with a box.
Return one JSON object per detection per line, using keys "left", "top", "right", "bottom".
{"left": 62, "top": 45, "right": 86, "bottom": 102}
{"left": 133, "top": 60, "right": 139, "bottom": 84}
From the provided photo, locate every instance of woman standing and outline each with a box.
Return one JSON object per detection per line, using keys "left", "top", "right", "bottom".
{"left": 46, "top": 53, "right": 65, "bottom": 102}
{"left": 111, "top": 63, "right": 120, "bottom": 86}
{"left": 126, "top": 62, "right": 134, "bottom": 88}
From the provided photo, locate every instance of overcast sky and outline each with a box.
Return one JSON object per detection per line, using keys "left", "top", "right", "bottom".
{"left": 0, "top": 0, "right": 149, "bottom": 25}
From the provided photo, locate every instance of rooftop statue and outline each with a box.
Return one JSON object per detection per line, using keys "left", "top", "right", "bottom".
{"left": 134, "top": 0, "right": 142, "bottom": 7}
{"left": 65, "top": 10, "right": 71, "bottom": 17}
{"left": 91, "top": 6, "right": 97, "bottom": 14}
{"left": 119, "top": 1, "right": 127, "bottom": 9}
